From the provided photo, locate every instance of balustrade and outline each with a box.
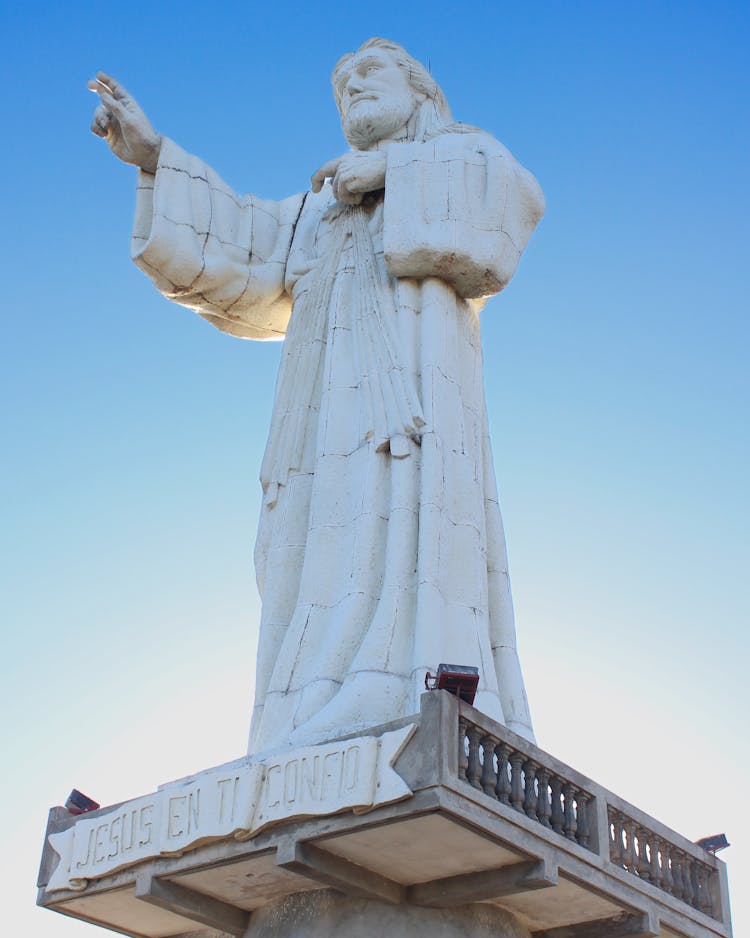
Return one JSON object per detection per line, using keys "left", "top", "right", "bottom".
{"left": 456, "top": 711, "right": 721, "bottom": 923}
{"left": 607, "top": 806, "right": 716, "bottom": 919}
{"left": 458, "top": 716, "right": 595, "bottom": 853}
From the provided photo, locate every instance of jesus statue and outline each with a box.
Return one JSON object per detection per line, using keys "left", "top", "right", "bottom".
{"left": 89, "top": 38, "right": 544, "bottom": 754}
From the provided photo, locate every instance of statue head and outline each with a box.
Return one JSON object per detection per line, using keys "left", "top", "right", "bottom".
{"left": 332, "top": 38, "right": 453, "bottom": 150}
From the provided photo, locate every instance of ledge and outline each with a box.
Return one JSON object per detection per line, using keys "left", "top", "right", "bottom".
{"left": 37, "top": 692, "right": 732, "bottom": 938}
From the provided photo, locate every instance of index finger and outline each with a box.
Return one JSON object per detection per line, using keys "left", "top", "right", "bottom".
{"left": 311, "top": 158, "right": 342, "bottom": 193}
{"left": 95, "top": 71, "right": 130, "bottom": 101}
{"left": 87, "top": 77, "right": 115, "bottom": 98}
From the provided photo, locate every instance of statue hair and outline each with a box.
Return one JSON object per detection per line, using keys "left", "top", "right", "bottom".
{"left": 332, "top": 37, "right": 454, "bottom": 144}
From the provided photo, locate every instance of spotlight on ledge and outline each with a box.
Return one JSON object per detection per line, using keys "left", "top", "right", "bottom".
{"left": 425, "top": 663, "right": 479, "bottom": 705}
{"left": 65, "top": 789, "right": 100, "bottom": 816}
{"left": 695, "top": 833, "right": 730, "bottom": 855}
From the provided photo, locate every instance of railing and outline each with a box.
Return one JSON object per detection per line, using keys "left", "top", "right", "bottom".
{"left": 455, "top": 704, "right": 722, "bottom": 922}
{"left": 458, "top": 713, "right": 595, "bottom": 851}
{"left": 609, "top": 807, "right": 715, "bottom": 918}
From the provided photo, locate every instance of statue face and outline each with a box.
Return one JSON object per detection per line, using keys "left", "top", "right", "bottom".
{"left": 336, "top": 48, "right": 420, "bottom": 149}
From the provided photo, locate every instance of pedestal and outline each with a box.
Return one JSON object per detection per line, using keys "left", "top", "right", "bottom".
{"left": 246, "top": 889, "right": 527, "bottom": 937}
{"left": 37, "top": 691, "right": 732, "bottom": 938}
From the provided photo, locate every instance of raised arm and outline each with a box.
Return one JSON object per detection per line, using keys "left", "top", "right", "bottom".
{"left": 89, "top": 73, "right": 303, "bottom": 340}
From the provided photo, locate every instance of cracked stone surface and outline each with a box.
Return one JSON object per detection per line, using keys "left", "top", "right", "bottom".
{"left": 120, "top": 38, "right": 545, "bottom": 754}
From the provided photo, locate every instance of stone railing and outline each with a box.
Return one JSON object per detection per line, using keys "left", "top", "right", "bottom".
{"left": 608, "top": 806, "right": 715, "bottom": 918}
{"left": 455, "top": 701, "right": 723, "bottom": 923}
{"left": 458, "top": 711, "right": 595, "bottom": 851}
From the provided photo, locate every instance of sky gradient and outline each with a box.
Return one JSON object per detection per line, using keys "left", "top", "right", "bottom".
{"left": 2, "top": 1, "right": 748, "bottom": 934}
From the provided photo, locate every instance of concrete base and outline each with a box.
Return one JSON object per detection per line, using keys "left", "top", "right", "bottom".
{"left": 246, "top": 888, "right": 529, "bottom": 938}
{"left": 37, "top": 691, "right": 732, "bottom": 938}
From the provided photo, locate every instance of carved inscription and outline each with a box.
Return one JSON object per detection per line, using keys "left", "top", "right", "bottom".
{"left": 159, "top": 771, "right": 247, "bottom": 855}
{"left": 168, "top": 791, "right": 199, "bottom": 838}
{"left": 250, "top": 739, "right": 381, "bottom": 834}
{"left": 46, "top": 725, "right": 414, "bottom": 893}
{"left": 73, "top": 803, "right": 155, "bottom": 871}
{"left": 218, "top": 776, "right": 240, "bottom": 824}
{"left": 265, "top": 745, "right": 361, "bottom": 811}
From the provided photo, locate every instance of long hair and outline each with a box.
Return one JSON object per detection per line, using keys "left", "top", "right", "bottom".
{"left": 332, "top": 38, "right": 454, "bottom": 144}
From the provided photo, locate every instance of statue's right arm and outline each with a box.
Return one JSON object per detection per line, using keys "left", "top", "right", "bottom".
{"left": 88, "top": 72, "right": 161, "bottom": 173}
{"left": 89, "top": 73, "right": 302, "bottom": 340}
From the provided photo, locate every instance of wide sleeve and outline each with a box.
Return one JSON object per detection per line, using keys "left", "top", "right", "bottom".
{"left": 131, "top": 138, "right": 305, "bottom": 340}
{"left": 382, "top": 132, "right": 544, "bottom": 299}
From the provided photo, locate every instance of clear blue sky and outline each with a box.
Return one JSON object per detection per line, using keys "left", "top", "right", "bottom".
{"left": 2, "top": 1, "right": 748, "bottom": 934}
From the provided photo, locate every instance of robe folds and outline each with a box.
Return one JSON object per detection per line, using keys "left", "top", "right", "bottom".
{"left": 131, "top": 130, "right": 544, "bottom": 754}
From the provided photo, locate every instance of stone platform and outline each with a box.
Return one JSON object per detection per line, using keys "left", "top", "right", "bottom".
{"left": 37, "top": 692, "right": 732, "bottom": 938}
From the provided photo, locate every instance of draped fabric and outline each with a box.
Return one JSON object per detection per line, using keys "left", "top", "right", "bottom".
{"left": 260, "top": 200, "right": 425, "bottom": 510}
{"left": 131, "top": 131, "right": 544, "bottom": 754}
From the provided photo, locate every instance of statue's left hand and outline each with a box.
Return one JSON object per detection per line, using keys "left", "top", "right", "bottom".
{"left": 311, "top": 152, "right": 386, "bottom": 205}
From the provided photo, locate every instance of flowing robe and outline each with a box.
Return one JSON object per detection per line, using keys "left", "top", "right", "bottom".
{"left": 131, "top": 130, "right": 544, "bottom": 753}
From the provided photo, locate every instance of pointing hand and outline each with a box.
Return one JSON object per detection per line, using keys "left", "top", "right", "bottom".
{"left": 88, "top": 72, "right": 162, "bottom": 174}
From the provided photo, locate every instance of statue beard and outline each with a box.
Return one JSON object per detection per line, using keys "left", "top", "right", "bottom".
{"left": 342, "top": 97, "right": 417, "bottom": 150}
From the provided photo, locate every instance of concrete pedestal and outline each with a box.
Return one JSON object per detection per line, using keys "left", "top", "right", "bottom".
{"left": 37, "top": 692, "right": 732, "bottom": 938}
{"left": 246, "top": 889, "right": 528, "bottom": 938}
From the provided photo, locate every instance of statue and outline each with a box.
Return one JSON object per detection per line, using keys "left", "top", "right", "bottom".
{"left": 89, "top": 38, "right": 544, "bottom": 754}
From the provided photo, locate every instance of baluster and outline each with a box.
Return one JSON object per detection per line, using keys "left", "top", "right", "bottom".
{"left": 696, "top": 864, "right": 713, "bottom": 917}
{"left": 671, "top": 851, "right": 685, "bottom": 900}
{"left": 636, "top": 827, "right": 651, "bottom": 880}
{"left": 563, "top": 783, "right": 578, "bottom": 841}
{"left": 494, "top": 743, "right": 511, "bottom": 804}
{"left": 550, "top": 777, "right": 565, "bottom": 833}
{"left": 536, "top": 768, "right": 551, "bottom": 827}
{"left": 681, "top": 854, "right": 695, "bottom": 906}
{"left": 458, "top": 716, "right": 469, "bottom": 781}
{"left": 680, "top": 854, "right": 693, "bottom": 903}
{"left": 523, "top": 760, "right": 538, "bottom": 820}
{"left": 694, "top": 861, "right": 705, "bottom": 911}
{"left": 608, "top": 807, "right": 621, "bottom": 864}
{"left": 480, "top": 735, "right": 497, "bottom": 796}
{"left": 678, "top": 854, "right": 690, "bottom": 901}
{"left": 576, "top": 792, "right": 591, "bottom": 847}
{"left": 661, "top": 844, "right": 674, "bottom": 895}
{"left": 650, "top": 835, "right": 663, "bottom": 887}
{"left": 623, "top": 818, "right": 637, "bottom": 872}
{"left": 510, "top": 752, "right": 524, "bottom": 811}
{"left": 466, "top": 725, "right": 482, "bottom": 789}
{"left": 692, "top": 861, "right": 703, "bottom": 910}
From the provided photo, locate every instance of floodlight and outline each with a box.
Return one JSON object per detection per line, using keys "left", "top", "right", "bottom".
{"left": 424, "top": 663, "right": 479, "bottom": 705}
{"left": 65, "top": 789, "right": 100, "bottom": 816}
{"left": 695, "top": 833, "right": 730, "bottom": 855}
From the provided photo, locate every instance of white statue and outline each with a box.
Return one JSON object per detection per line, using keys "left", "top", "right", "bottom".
{"left": 89, "top": 38, "right": 544, "bottom": 753}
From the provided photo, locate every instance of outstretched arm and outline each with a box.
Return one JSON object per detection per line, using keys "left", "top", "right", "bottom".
{"left": 130, "top": 139, "right": 304, "bottom": 340}
{"left": 88, "top": 73, "right": 303, "bottom": 340}
{"left": 88, "top": 72, "right": 162, "bottom": 174}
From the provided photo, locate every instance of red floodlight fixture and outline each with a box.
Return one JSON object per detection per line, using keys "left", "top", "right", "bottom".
{"left": 65, "top": 789, "right": 100, "bottom": 816}
{"left": 425, "top": 663, "right": 479, "bottom": 705}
